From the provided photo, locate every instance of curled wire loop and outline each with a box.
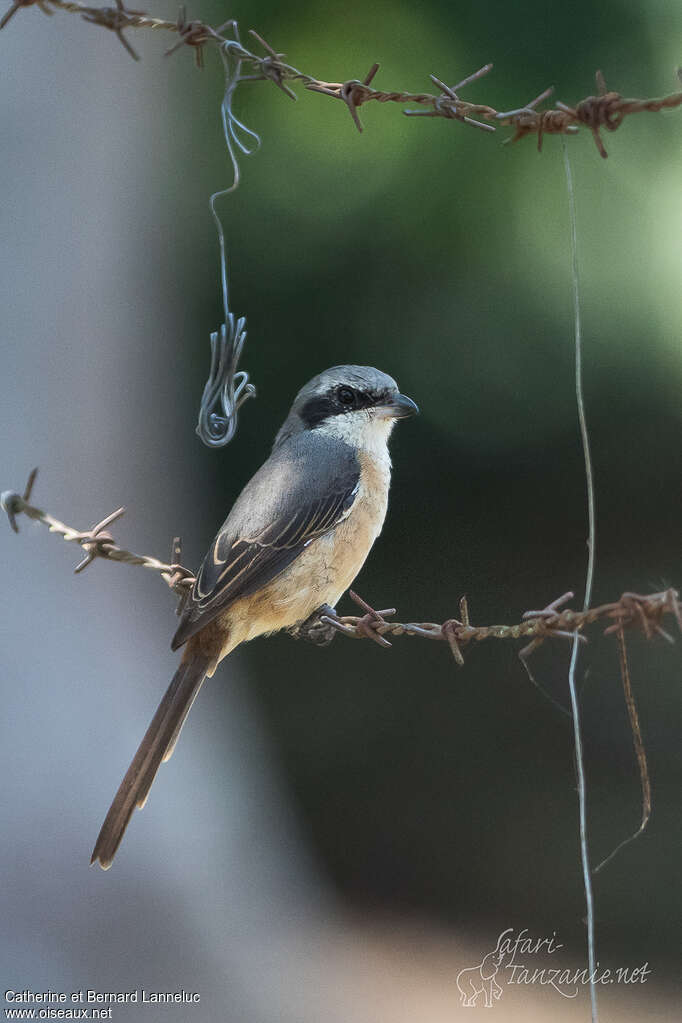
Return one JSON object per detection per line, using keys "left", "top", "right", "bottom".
{"left": 196, "top": 314, "right": 255, "bottom": 447}
{"left": 218, "top": 33, "right": 262, "bottom": 185}
{"left": 195, "top": 26, "right": 259, "bottom": 448}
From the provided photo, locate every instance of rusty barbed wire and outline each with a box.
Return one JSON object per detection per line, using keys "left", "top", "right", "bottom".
{"left": 3, "top": 469, "right": 680, "bottom": 658}
{"left": 1, "top": 469, "right": 195, "bottom": 611}
{"left": 0, "top": 471, "right": 671, "bottom": 902}
{"left": 314, "top": 587, "right": 682, "bottom": 664}
{"left": 2, "top": 0, "right": 682, "bottom": 156}
{"left": 504, "top": 68, "right": 682, "bottom": 157}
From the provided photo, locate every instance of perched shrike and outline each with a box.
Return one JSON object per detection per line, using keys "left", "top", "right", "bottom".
{"left": 91, "top": 365, "right": 418, "bottom": 869}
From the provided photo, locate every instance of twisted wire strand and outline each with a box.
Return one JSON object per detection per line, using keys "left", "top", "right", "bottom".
{"left": 318, "top": 591, "right": 682, "bottom": 653}
{"left": 1, "top": 471, "right": 195, "bottom": 599}
{"left": 195, "top": 29, "right": 258, "bottom": 447}
{"left": 3, "top": 1, "right": 680, "bottom": 155}
{"left": 50, "top": 0, "right": 175, "bottom": 28}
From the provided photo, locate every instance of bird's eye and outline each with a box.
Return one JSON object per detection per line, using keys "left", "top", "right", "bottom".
{"left": 336, "top": 386, "right": 356, "bottom": 407}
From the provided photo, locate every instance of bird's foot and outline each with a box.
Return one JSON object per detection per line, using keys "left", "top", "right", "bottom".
{"left": 288, "top": 604, "right": 339, "bottom": 646}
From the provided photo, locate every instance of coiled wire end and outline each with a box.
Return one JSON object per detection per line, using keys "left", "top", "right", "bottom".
{"left": 195, "top": 313, "right": 256, "bottom": 447}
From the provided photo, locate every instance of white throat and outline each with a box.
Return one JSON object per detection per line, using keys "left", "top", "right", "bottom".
{"left": 317, "top": 410, "right": 394, "bottom": 466}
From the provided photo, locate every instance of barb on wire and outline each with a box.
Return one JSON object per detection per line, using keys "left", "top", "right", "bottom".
{"left": 164, "top": 3, "right": 216, "bottom": 67}
{"left": 404, "top": 63, "right": 497, "bottom": 133}
{"left": 246, "top": 28, "right": 298, "bottom": 101}
{"left": 80, "top": 0, "right": 144, "bottom": 60}
{"left": 314, "top": 587, "right": 682, "bottom": 662}
{"left": 504, "top": 69, "right": 682, "bottom": 157}
{"left": 16, "top": 0, "right": 180, "bottom": 56}
{"left": 307, "top": 61, "right": 381, "bottom": 133}
{"left": 3, "top": 2, "right": 681, "bottom": 156}
{"left": 0, "top": 0, "right": 49, "bottom": 31}
{"left": 1, "top": 469, "right": 195, "bottom": 610}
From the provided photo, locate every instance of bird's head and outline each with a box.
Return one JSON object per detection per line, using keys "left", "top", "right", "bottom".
{"left": 274, "top": 365, "right": 419, "bottom": 450}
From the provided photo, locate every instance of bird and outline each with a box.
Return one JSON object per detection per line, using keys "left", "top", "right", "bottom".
{"left": 91, "top": 365, "right": 418, "bottom": 869}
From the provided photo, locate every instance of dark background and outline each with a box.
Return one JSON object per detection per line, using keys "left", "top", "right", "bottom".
{"left": 2, "top": 0, "right": 681, "bottom": 1018}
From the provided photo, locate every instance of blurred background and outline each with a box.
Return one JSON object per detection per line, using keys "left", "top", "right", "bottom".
{"left": 1, "top": 0, "right": 681, "bottom": 1018}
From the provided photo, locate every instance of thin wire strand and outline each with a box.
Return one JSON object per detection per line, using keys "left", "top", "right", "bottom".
{"left": 212, "top": 32, "right": 261, "bottom": 315}
{"left": 563, "top": 136, "right": 598, "bottom": 1023}
{"left": 195, "top": 29, "right": 258, "bottom": 448}
{"left": 593, "top": 625, "right": 652, "bottom": 874}
{"left": 518, "top": 647, "right": 572, "bottom": 717}
{"left": 4, "top": 4, "right": 682, "bottom": 155}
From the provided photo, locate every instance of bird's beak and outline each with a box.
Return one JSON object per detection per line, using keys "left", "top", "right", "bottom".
{"left": 376, "top": 392, "right": 420, "bottom": 420}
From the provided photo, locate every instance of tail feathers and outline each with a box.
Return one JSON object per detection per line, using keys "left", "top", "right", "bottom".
{"left": 161, "top": 682, "right": 204, "bottom": 767}
{"left": 91, "top": 652, "right": 211, "bottom": 870}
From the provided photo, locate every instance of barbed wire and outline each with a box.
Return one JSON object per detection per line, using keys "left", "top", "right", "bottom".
{"left": 1, "top": 470, "right": 195, "bottom": 614}
{"left": 4, "top": 1, "right": 682, "bottom": 462}
{"left": 3, "top": 469, "right": 680, "bottom": 660}
{"left": 317, "top": 588, "right": 681, "bottom": 661}
{"left": 2, "top": 0, "right": 682, "bottom": 157}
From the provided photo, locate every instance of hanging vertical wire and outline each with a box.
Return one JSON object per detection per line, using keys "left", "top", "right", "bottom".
{"left": 562, "top": 136, "right": 599, "bottom": 1023}
{"left": 195, "top": 23, "right": 259, "bottom": 447}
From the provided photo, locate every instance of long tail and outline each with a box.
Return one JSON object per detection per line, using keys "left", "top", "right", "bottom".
{"left": 91, "top": 647, "right": 212, "bottom": 870}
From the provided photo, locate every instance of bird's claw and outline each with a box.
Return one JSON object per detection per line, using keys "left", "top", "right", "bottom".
{"left": 289, "top": 604, "right": 339, "bottom": 646}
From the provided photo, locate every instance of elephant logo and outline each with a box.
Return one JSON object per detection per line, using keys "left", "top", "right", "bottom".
{"left": 456, "top": 947, "right": 506, "bottom": 1008}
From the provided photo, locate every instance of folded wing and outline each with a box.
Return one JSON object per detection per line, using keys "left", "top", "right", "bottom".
{"left": 172, "top": 433, "right": 360, "bottom": 650}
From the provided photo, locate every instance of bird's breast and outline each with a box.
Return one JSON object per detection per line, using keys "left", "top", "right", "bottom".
{"left": 224, "top": 449, "right": 391, "bottom": 645}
